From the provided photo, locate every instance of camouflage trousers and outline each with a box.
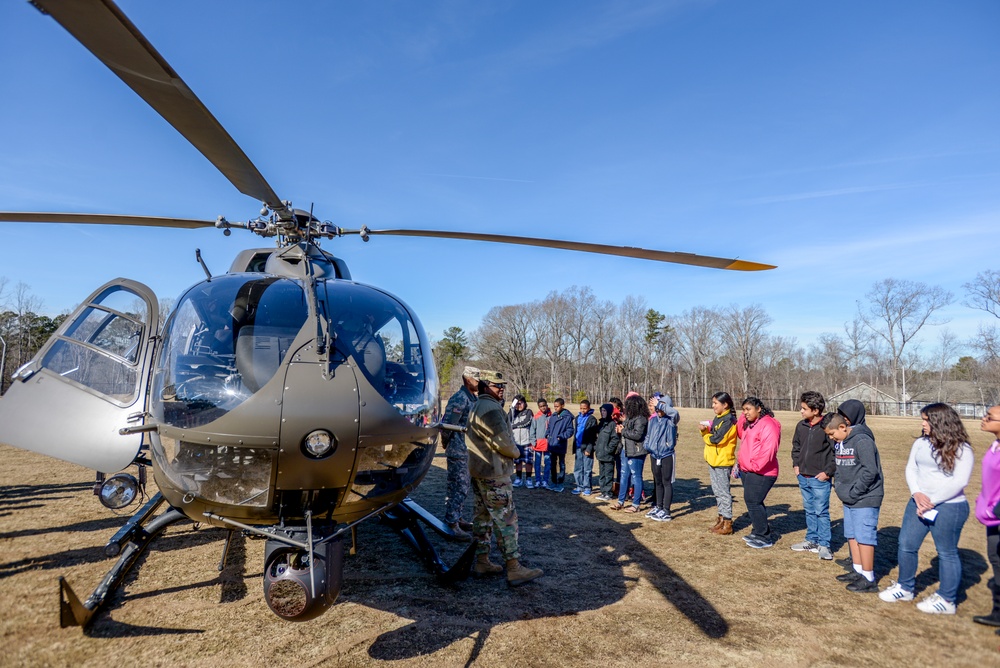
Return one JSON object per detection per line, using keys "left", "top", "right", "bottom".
{"left": 444, "top": 445, "right": 471, "bottom": 525}
{"left": 471, "top": 476, "right": 520, "bottom": 561}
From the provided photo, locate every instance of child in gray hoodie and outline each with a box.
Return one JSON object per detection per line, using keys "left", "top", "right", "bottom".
{"left": 823, "top": 412, "right": 884, "bottom": 593}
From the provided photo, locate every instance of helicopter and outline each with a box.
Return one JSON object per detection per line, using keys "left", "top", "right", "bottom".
{"left": 0, "top": 0, "right": 775, "bottom": 628}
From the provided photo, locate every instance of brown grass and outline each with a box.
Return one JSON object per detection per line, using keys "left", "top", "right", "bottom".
{"left": 1, "top": 409, "right": 998, "bottom": 667}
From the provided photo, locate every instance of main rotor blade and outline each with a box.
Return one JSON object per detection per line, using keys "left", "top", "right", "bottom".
{"left": 364, "top": 229, "right": 776, "bottom": 271}
{"left": 0, "top": 211, "right": 215, "bottom": 229}
{"left": 33, "top": 0, "right": 284, "bottom": 209}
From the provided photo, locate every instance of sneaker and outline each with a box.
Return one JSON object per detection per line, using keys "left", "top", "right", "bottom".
{"left": 582, "top": 489, "right": 592, "bottom": 496}
{"left": 916, "top": 592, "right": 956, "bottom": 615}
{"left": 512, "top": 477, "right": 523, "bottom": 488}
{"left": 570, "top": 487, "right": 581, "bottom": 495}
{"left": 551, "top": 485, "right": 564, "bottom": 493}
{"left": 790, "top": 540, "right": 819, "bottom": 552}
{"left": 525, "top": 479, "right": 535, "bottom": 489}
{"left": 836, "top": 556, "right": 853, "bottom": 571}
{"left": 746, "top": 536, "right": 774, "bottom": 549}
{"left": 879, "top": 582, "right": 915, "bottom": 603}
{"left": 836, "top": 570, "right": 863, "bottom": 583}
{"left": 742, "top": 533, "right": 760, "bottom": 543}
{"left": 846, "top": 577, "right": 879, "bottom": 594}
{"left": 538, "top": 482, "right": 549, "bottom": 490}
{"left": 652, "top": 509, "right": 673, "bottom": 522}
{"left": 817, "top": 546, "right": 833, "bottom": 561}
{"left": 645, "top": 506, "right": 661, "bottom": 518}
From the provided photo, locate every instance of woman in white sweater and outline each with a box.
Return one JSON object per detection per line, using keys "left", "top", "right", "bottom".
{"left": 880, "top": 403, "right": 974, "bottom": 614}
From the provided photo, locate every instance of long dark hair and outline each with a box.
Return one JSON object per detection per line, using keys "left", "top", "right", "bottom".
{"left": 624, "top": 394, "right": 650, "bottom": 420}
{"left": 741, "top": 396, "right": 774, "bottom": 420}
{"left": 921, "top": 403, "right": 971, "bottom": 474}
{"left": 712, "top": 391, "right": 735, "bottom": 414}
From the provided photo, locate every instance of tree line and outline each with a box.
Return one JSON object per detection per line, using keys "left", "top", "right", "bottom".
{"left": 436, "top": 271, "right": 1000, "bottom": 411}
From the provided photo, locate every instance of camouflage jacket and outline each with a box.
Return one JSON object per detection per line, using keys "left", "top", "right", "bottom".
{"left": 466, "top": 394, "right": 520, "bottom": 479}
{"left": 441, "top": 385, "right": 477, "bottom": 452}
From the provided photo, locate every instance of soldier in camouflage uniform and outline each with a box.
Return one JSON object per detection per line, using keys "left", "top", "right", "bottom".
{"left": 442, "top": 366, "right": 480, "bottom": 538}
{"left": 466, "top": 370, "right": 543, "bottom": 587}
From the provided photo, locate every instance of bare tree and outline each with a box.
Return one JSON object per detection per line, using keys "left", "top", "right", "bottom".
{"left": 857, "top": 278, "right": 953, "bottom": 409}
{"left": 673, "top": 307, "right": 719, "bottom": 405}
{"left": 933, "top": 329, "right": 962, "bottom": 401}
{"left": 964, "top": 269, "right": 1000, "bottom": 318}
{"left": 473, "top": 303, "right": 538, "bottom": 396}
{"left": 719, "top": 303, "right": 772, "bottom": 396}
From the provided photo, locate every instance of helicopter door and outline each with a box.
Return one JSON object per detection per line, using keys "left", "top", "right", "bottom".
{"left": 0, "top": 279, "right": 159, "bottom": 473}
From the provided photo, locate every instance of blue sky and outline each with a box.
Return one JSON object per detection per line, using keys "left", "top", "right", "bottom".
{"left": 1, "top": 0, "right": 998, "bottom": 358}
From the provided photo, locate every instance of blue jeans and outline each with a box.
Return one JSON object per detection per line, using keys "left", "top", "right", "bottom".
{"left": 533, "top": 450, "right": 550, "bottom": 487}
{"left": 897, "top": 498, "right": 969, "bottom": 603}
{"left": 797, "top": 474, "right": 832, "bottom": 548}
{"left": 618, "top": 456, "right": 645, "bottom": 506}
{"left": 574, "top": 449, "right": 594, "bottom": 489}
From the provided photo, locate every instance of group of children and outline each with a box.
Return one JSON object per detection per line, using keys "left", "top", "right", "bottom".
{"left": 502, "top": 387, "right": 1000, "bottom": 628}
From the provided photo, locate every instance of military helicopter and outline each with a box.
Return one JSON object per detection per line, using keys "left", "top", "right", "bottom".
{"left": 0, "top": 0, "right": 775, "bottom": 628}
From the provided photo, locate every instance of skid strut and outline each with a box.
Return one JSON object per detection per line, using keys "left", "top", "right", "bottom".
{"left": 59, "top": 505, "right": 189, "bottom": 628}
{"left": 381, "top": 498, "right": 476, "bottom": 584}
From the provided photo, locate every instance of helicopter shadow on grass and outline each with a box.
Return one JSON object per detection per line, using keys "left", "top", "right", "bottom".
{"left": 342, "top": 464, "right": 728, "bottom": 663}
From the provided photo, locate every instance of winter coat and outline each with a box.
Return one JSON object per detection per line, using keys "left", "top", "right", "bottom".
{"left": 509, "top": 407, "right": 533, "bottom": 447}
{"left": 575, "top": 409, "right": 598, "bottom": 455}
{"left": 702, "top": 410, "right": 737, "bottom": 467}
{"left": 645, "top": 397, "right": 679, "bottom": 459}
{"left": 621, "top": 415, "right": 648, "bottom": 459}
{"left": 466, "top": 394, "right": 520, "bottom": 479}
{"left": 545, "top": 408, "right": 575, "bottom": 455}
{"left": 736, "top": 413, "right": 780, "bottom": 477}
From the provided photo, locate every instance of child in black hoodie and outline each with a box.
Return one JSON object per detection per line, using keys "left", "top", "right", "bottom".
{"left": 823, "top": 412, "right": 885, "bottom": 593}
{"left": 593, "top": 403, "right": 619, "bottom": 501}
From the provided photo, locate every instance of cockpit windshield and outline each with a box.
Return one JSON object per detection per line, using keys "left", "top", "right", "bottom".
{"left": 150, "top": 275, "right": 435, "bottom": 429}
{"left": 151, "top": 275, "right": 308, "bottom": 428}
{"left": 323, "top": 281, "right": 435, "bottom": 418}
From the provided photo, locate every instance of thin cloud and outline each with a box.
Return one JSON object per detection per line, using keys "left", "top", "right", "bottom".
{"left": 741, "top": 182, "right": 920, "bottom": 205}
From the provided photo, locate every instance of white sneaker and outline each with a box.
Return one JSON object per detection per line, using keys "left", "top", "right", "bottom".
{"left": 878, "top": 581, "right": 915, "bottom": 603}
{"left": 916, "top": 592, "right": 956, "bottom": 615}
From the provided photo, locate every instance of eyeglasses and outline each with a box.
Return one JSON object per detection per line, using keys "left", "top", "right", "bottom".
{"left": 983, "top": 415, "right": 1000, "bottom": 422}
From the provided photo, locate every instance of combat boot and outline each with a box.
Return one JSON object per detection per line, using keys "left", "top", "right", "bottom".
{"left": 506, "top": 559, "right": 543, "bottom": 587}
{"left": 447, "top": 522, "right": 471, "bottom": 540}
{"left": 709, "top": 514, "right": 723, "bottom": 533}
{"left": 715, "top": 518, "right": 733, "bottom": 535}
{"left": 473, "top": 553, "right": 503, "bottom": 577}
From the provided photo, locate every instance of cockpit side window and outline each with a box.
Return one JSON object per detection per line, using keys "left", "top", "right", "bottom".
{"left": 39, "top": 287, "right": 148, "bottom": 404}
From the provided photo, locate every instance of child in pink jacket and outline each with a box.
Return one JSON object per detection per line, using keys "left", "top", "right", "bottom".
{"left": 974, "top": 404, "right": 1000, "bottom": 630}
{"left": 736, "top": 397, "right": 781, "bottom": 548}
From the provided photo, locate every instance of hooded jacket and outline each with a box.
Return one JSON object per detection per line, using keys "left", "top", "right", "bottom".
{"left": 509, "top": 406, "right": 533, "bottom": 447}
{"left": 545, "top": 407, "right": 575, "bottom": 455}
{"left": 737, "top": 413, "right": 781, "bottom": 477}
{"left": 702, "top": 410, "right": 737, "bottom": 467}
{"left": 833, "top": 427, "right": 884, "bottom": 508}
{"left": 838, "top": 399, "right": 874, "bottom": 441}
{"left": 645, "top": 397, "right": 680, "bottom": 459}
{"left": 594, "top": 403, "right": 618, "bottom": 462}
{"left": 466, "top": 393, "right": 520, "bottom": 479}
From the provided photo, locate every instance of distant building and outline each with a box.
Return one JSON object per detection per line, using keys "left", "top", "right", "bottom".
{"left": 908, "top": 380, "right": 989, "bottom": 419}
{"left": 829, "top": 380, "right": 989, "bottom": 419}
{"left": 828, "top": 383, "right": 898, "bottom": 416}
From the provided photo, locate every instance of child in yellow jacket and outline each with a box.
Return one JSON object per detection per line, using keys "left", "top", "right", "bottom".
{"left": 700, "top": 391, "right": 738, "bottom": 535}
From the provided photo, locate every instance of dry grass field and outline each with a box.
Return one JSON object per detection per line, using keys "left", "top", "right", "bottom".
{"left": 1, "top": 409, "right": 998, "bottom": 667}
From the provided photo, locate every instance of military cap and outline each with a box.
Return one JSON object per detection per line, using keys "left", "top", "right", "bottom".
{"left": 480, "top": 370, "right": 506, "bottom": 385}
{"left": 462, "top": 365, "right": 481, "bottom": 380}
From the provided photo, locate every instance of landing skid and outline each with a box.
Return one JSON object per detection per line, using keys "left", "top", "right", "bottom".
{"left": 59, "top": 493, "right": 189, "bottom": 628}
{"left": 381, "top": 498, "right": 476, "bottom": 583}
